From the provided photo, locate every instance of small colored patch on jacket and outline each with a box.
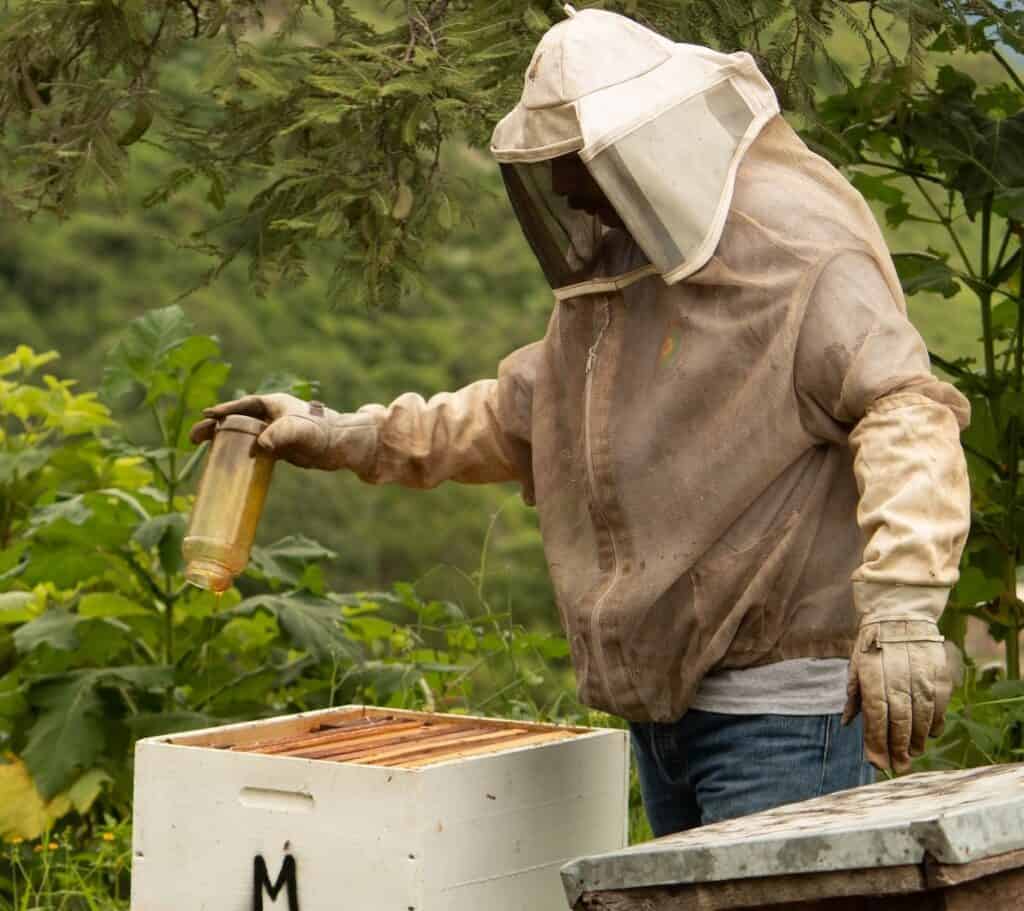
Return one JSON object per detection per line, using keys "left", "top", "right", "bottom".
{"left": 659, "top": 325, "right": 684, "bottom": 367}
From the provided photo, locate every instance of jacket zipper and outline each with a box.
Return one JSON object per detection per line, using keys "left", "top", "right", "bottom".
{"left": 583, "top": 297, "right": 621, "bottom": 709}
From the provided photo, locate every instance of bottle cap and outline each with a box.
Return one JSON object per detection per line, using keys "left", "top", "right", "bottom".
{"left": 218, "top": 414, "right": 268, "bottom": 436}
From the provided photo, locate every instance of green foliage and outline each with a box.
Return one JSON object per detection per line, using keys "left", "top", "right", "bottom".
{"left": 0, "top": 0, "right": 970, "bottom": 306}
{"left": 0, "top": 319, "right": 575, "bottom": 848}
{"left": 0, "top": 346, "right": 112, "bottom": 555}
{"left": 916, "top": 664, "right": 1024, "bottom": 769}
{"left": 799, "top": 3, "right": 1024, "bottom": 758}
{"left": 0, "top": 121, "right": 557, "bottom": 636}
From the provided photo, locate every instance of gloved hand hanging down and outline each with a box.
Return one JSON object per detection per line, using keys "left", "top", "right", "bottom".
{"left": 189, "top": 393, "right": 377, "bottom": 472}
{"left": 838, "top": 393, "right": 964, "bottom": 773}
{"left": 841, "top": 583, "right": 952, "bottom": 774}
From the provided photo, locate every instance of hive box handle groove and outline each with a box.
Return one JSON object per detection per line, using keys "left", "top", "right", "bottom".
{"left": 239, "top": 786, "right": 315, "bottom": 812}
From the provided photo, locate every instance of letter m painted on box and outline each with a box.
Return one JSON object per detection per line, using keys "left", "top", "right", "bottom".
{"left": 253, "top": 854, "right": 300, "bottom": 911}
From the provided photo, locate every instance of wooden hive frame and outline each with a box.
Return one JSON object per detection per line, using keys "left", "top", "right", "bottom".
{"left": 167, "top": 706, "right": 586, "bottom": 769}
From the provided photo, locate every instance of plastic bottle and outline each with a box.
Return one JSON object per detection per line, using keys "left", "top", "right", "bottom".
{"left": 182, "top": 414, "right": 275, "bottom": 592}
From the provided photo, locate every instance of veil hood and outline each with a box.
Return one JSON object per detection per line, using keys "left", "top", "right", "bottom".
{"left": 491, "top": 8, "right": 780, "bottom": 295}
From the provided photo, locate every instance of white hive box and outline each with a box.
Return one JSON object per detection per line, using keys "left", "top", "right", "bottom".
{"left": 131, "top": 705, "right": 629, "bottom": 911}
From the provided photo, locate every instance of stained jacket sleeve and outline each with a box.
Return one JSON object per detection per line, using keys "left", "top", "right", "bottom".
{"left": 343, "top": 342, "right": 539, "bottom": 503}
{"left": 794, "top": 251, "right": 971, "bottom": 620}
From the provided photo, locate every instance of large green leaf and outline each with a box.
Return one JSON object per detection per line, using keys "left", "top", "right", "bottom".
{"left": 961, "top": 394, "right": 1001, "bottom": 465}
{"left": 252, "top": 372, "right": 321, "bottom": 401}
{"left": 0, "top": 448, "right": 53, "bottom": 485}
{"left": 952, "top": 566, "right": 1003, "bottom": 607}
{"left": 164, "top": 336, "right": 221, "bottom": 374}
{"left": 29, "top": 496, "right": 92, "bottom": 531}
{"left": 19, "top": 546, "right": 111, "bottom": 589}
{"left": 100, "top": 305, "right": 194, "bottom": 405}
{"left": 66, "top": 768, "right": 113, "bottom": 815}
{"left": 21, "top": 662, "right": 172, "bottom": 799}
{"left": 0, "top": 592, "right": 37, "bottom": 626}
{"left": 993, "top": 189, "right": 1024, "bottom": 222}
{"left": 990, "top": 249, "right": 1022, "bottom": 291}
{"left": 30, "top": 492, "right": 137, "bottom": 550}
{"left": 956, "top": 112, "right": 1024, "bottom": 217}
{"left": 0, "top": 669, "right": 28, "bottom": 722}
{"left": 77, "top": 592, "right": 150, "bottom": 618}
{"left": 231, "top": 592, "right": 354, "bottom": 660}
{"left": 248, "top": 534, "right": 337, "bottom": 586}
{"left": 23, "top": 673, "right": 106, "bottom": 799}
{"left": 850, "top": 172, "right": 904, "bottom": 207}
{"left": 891, "top": 253, "right": 961, "bottom": 298}
{"left": 0, "top": 542, "right": 29, "bottom": 583}
{"left": 181, "top": 360, "right": 231, "bottom": 414}
{"left": 133, "top": 512, "right": 187, "bottom": 575}
{"left": 13, "top": 608, "right": 82, "bottom": 653}
{"left": 259, "top": 535, "right": 336, "bottom": 562}
{"left": 898, "top": 70, "right": 1024, "bottom": 218}
{"left": 124, "top": 711, "right": 217, "bottom": 739}
{"left": 986, "top": 679, "right": 1024, "bottom": 702}
{"left": 97, "top": 665, "right": 174, "bottom": 691}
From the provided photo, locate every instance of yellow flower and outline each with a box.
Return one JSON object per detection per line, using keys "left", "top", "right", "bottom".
{"left": 9, "top": 836, "right": 24, "bottom": 845}
{"left": 48, "top": 842, "right": 58, "bottom": 850}
{"left": 102, "top": 832, "right": 115, "bottom": 842}
{"left": 33, "top": 844, "right": 43, "bottom": 853}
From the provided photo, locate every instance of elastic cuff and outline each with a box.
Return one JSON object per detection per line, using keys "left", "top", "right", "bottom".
{"left": 853, "top": 581, "right": 949, "bottom": 624}
{"left": 857, "top": 620, "right": 944, "bottom": 651}
{"left": 326, "top": 415, "right": 379, "bottom": 476}
{"left": 862, "top": 391, "right": 951, "bottom": 417}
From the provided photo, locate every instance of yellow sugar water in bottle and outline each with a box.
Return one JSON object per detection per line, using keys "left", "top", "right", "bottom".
{"left": 183, "top": 414, "right": 275, "bottom": 592}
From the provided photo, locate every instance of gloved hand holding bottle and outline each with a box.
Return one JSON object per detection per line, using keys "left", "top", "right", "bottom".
{"left": 188, "top": 373, "right": 535, "bottom": 497}
{"left": 190, "top": 393, "right": 377, "bottom": 473}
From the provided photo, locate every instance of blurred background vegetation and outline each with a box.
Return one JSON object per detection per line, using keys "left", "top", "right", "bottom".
{"left": 0, "top": 2, "right": 558, "bottom": 618}
{"left": 0, "top": 0, "right": 1022, "bottom": 905}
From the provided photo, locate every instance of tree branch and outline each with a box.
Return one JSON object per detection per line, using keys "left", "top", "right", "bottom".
{"left": 911, "top": 174, "right": 976, "bottom": 277}
{"left": 868, "top": 0, "right": 897, "bottom": 65}
{"left": 994, "top": 221, "right": 1014, "bottom": 278}
{"left": 962, "top": 442, "right": 1004, "bottom": 476}
{"left": 180, "top": 0, "right": 201, "bottom": 40}
{"left": 993, "top": 48, "right": 1024, "bottom": 95}
{"left": 19, "top": 59, "right": 46, "bottom": 111}
{"left": 929, "top": 350, "right": 976, "bottom": 382}
{"left": 859, "top": 157, "right": 947, "bottom": 186}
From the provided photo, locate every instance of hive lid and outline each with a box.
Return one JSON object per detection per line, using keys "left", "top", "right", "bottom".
{"left": 560, "top": 763, "right": 1024, "bottom": 906}
{"left": 168, "top": 706, "right": 588, "bottom": 769}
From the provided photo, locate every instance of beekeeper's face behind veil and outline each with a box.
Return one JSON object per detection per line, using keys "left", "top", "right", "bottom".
{"left": 492, "top": 5, "right": 780, "bottom": 299}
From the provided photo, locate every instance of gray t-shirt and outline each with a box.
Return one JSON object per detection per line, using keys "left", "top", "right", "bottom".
{"left": 691, "top": 658, "right": 849, "bottom": 715}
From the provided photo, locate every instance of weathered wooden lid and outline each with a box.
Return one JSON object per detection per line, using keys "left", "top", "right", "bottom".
{"left": 561, "top": 764, "right": 1024, "bottom": 906}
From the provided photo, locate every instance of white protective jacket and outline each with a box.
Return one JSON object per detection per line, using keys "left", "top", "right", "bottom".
{"left": 327, "top": 8, "right": 971, "bottom": 722}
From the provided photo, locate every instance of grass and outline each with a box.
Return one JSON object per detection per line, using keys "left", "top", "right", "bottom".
{"left": 1, "top": 822, "right": 131, "bottom": 911}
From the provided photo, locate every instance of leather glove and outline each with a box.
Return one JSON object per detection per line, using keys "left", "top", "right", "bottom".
{"left": 841, "top": 583, "right": 952, "bottom": 774}
{"left": 189, "top": 393, "right": 377, "bottom": 472}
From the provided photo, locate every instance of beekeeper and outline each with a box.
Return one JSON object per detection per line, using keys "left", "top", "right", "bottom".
{"left": 191, "top": 7, "right": 970, "bottom": 835}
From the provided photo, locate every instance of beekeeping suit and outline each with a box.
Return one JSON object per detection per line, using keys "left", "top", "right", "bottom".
{"left": 195, "top": 8, "right": 970, "bottom": 772}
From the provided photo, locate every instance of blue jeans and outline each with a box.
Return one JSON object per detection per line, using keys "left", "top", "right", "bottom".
{"left": 629, "top": 710, "right": 875, "bottom": 836}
